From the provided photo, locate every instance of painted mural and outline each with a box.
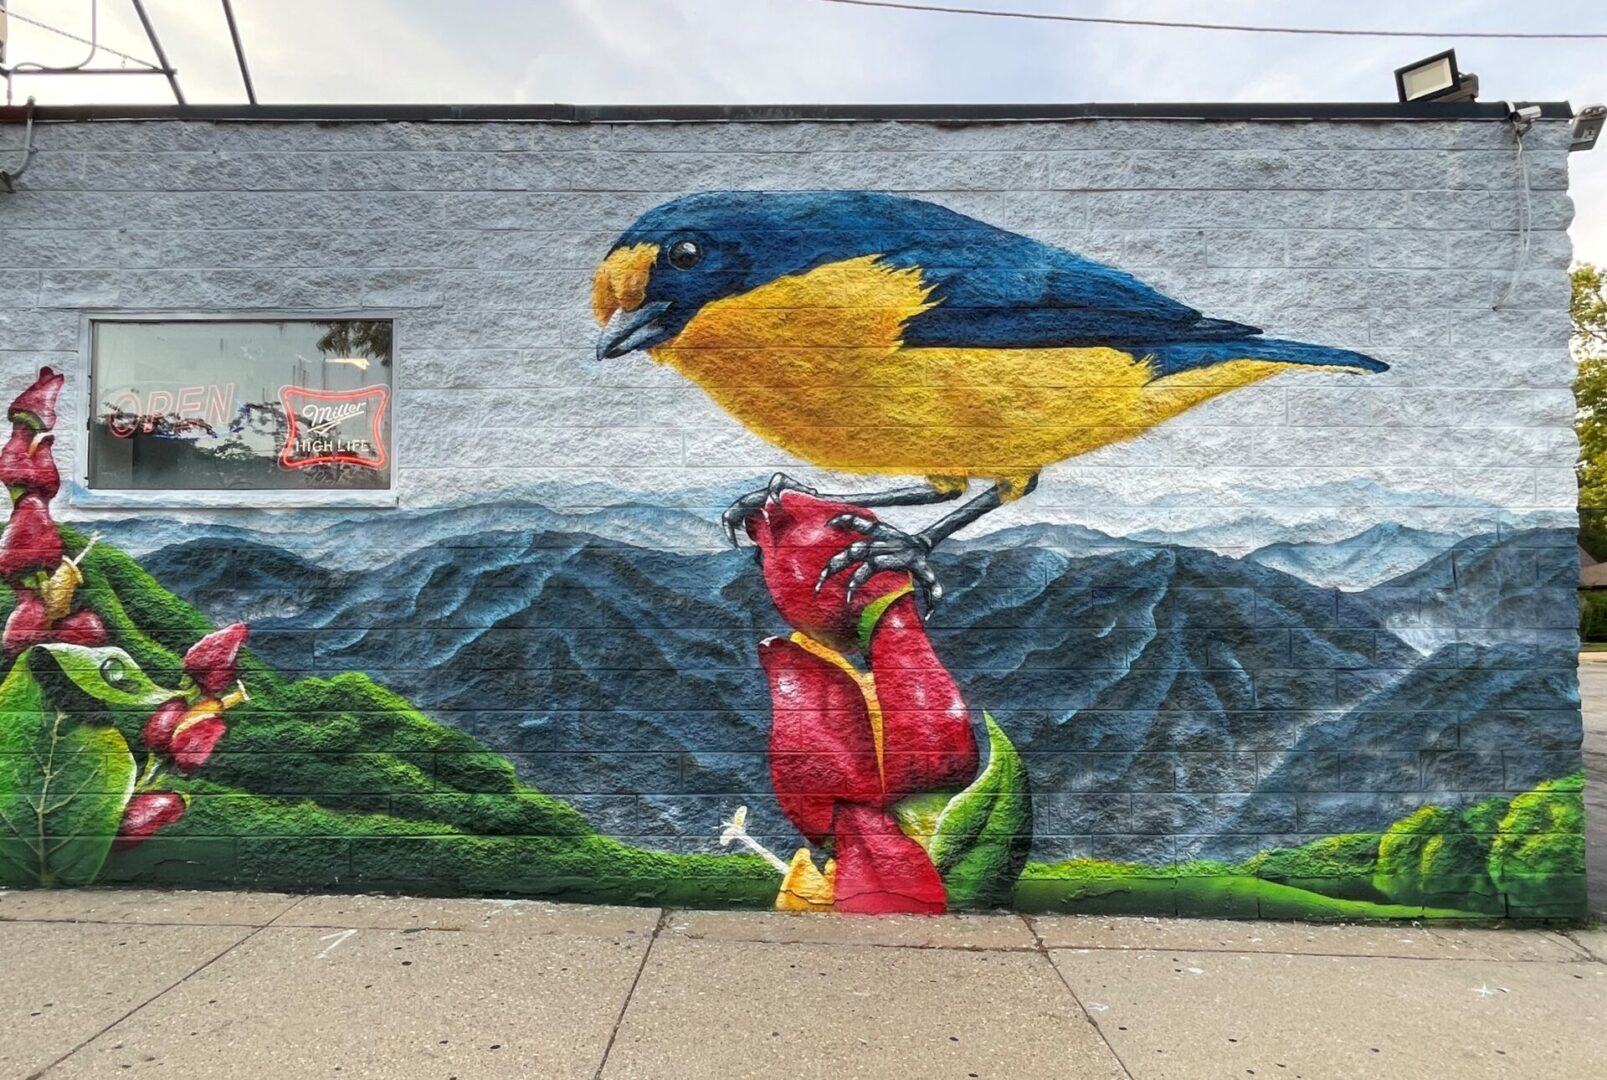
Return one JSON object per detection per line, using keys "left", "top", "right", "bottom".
{"left": 0, "top": 189, "right": 1586, "bottom": 919}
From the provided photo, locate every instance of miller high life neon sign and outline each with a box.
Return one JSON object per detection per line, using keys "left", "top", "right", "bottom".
{"left": 278, "top": 385, "right": 389, "bottom": 470}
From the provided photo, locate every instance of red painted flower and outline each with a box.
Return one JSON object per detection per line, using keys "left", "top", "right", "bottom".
{"left": 745, "top": 492, "right": 910, "bottom": 654}
{"left": 113, "top": 791, "right": 187, "bottom": 851}
{"left": 0, "top": 493, "right": 63, "bottom": 581}
{"left": 7, "top": 367, "right": 64, "bottom": 433}
{"left": 141, "top": 697, "right": 189, "bottom": 753}
{"left": 832, "top": 803, "right": 947, "bottom": 915}
{"left": 52, "top": 608, "right": 107, "bottom": 647}
{"left": 751, "top": 488, "right": 985, "bottom": 914}
{"left": 182, "top": 623, "right": 248, "bottom": 694}
{"left": 864, "top": 593, "right": 976, "bottom": 802}
{"left": 758, "top": 636, "right": 882, "bottom": 845}
{"left": 5, "top": 597, "right": 107, "bottom": 654}
{"left": 0, "top": 426, "right": 59, "bottom": 501}
{"left": 168, "top": 712, "right": 228, "bottom": 773}
{"left": 759, "top": 622, "right": 976, "bottom": 914}
{"left": 142, "top": 679, "right": 247, "bottom": 771}
{"left": 2, "top": 591, "right": 53, "bottom": 655}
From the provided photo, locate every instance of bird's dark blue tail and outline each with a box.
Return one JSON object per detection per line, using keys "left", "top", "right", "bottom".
{"left": 1147, "top": 338, "right": 1388, "bottom": 378}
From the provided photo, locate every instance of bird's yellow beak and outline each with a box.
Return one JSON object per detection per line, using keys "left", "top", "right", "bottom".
{"left": 593, "top": 242, "right": 676, "bottom": 360}
{"left": 591, "top": 243, "right": 659, "bottom": 325}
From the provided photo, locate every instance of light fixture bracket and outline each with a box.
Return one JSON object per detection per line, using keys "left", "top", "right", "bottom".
{"left": 1573, "top": 105, "right": 1605, "bottom": 153}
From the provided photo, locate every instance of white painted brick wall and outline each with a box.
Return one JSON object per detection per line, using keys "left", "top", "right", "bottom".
{"left": 0, "top": 116, "right": 1577, "bottom": 526}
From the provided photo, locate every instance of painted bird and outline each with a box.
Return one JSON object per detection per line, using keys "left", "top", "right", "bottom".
{"left": 592, "top": 191, "right": 1387, "bottom": 606}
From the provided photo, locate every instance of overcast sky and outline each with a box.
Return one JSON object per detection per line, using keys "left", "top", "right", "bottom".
{"left": 4, "top": 0, "right": 1604, "bottom": 261}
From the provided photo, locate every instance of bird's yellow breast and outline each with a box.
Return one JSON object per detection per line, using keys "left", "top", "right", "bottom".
{"left": 652, "top": 256, "right": 1289, "bottom": 482}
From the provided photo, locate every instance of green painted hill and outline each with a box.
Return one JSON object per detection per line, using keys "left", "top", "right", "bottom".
{"left": 1016, "top": 772, "right": 1586, "bottom": 920}
{"left": 50, "top": 527, "right": 777, "bottom": 906}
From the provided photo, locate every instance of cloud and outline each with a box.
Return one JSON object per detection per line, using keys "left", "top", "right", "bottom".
{"left": 512, "top": 0, "right": 931, "bottom": 103}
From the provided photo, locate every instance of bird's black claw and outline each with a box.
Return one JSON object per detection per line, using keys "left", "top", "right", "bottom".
{"left": 721, "top": 473, "right": 817, "bottom": 547}
{"left": 767, "top": 471, "right": 808, "bottom": 505}
{"left": 815, "top": 516, "right": 942, "bottom": 611}
{"left": 826, "top": 512, "right": 879, "bottom": 535}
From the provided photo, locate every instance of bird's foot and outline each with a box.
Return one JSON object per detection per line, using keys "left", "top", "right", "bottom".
{"left": 815, "top": 513, "right": 942, "bottom": 611}
{"left": 721, "top": 472, "right": 818, "bottom": 547}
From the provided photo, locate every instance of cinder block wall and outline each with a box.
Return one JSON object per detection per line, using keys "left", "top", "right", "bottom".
{"left": 0, "top": 113, "right": 1585, "bottom": 916}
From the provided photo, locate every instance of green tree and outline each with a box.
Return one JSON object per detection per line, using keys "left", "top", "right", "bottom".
{"left": 1488, "top": 773, "right": 1586, "bottom": 916}
{"left": 1574, "top": 264, "right": 1607, "bottom": 558}
{"left": 1373, "top": 803, "right": 1501, "bottom": 911}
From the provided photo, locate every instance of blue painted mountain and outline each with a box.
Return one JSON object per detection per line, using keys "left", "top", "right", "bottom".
{"left": 134, "top": 519, "right": 1579, "bottom": 862}
{"left": 1247, "top": 523, "right": 1460, "bottom": 590}
{"left": 1353, "top": 528, "right": 1581, "bottom": 648}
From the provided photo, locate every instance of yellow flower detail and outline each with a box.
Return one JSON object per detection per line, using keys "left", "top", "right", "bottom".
{"left": 776, "top": 847, "right": 836, "bottom": 912}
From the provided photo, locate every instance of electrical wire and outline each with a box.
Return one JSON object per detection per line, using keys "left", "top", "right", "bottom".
{"left": 1492, "top": 117, "right": 1534, "bottom": 312}
{"left": 5, "top": 4, "right": 161, "bottom": 69}
{"left": 804, "top": 0, "right": 1607, "bottom": 39}
{"left": 14, "top": 0, "right": 98, "bottom": 71}
{"left": 0, "top": 96, "right": 37, "bottom": 193}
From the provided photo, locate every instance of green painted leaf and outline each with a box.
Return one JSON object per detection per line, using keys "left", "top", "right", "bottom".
{"left": 0, "top": 660, "right": 137, "bottom": 887}
{"left": 34, "top": 643, "right": 176, "bottom": 709}
{"left": 856, "top": 583, "right": 912, "bottom": 652}
{"left": 928, "top": 713, "right": 1032, "bottom": 909}
{"left": 889, "top": 791, "right": 953, "bottom": 852}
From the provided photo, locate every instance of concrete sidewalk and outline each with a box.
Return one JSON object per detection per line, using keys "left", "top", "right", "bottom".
{"left": 2, "top": 888, "right": 1603, "bottom": 1080}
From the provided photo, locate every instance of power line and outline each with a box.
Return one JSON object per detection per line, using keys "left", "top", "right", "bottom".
{"left": 6, "top": 7, "right": 161, "bottom": 69}
{"left": 805, "top": 0, "right": 1607, "bottom": 40}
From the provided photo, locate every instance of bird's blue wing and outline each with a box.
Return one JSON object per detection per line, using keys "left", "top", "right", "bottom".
{"left": 612, "top": 191, "right": 1384, "bottom": 373}
{"left": 877, "top": 224, "right": 1260, "bottom": 349}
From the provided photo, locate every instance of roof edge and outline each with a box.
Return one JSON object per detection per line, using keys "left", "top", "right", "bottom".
{"left": 0, "top": 101, "right": 1577, "bottom": 125}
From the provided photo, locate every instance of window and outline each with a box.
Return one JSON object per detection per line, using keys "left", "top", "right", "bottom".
{"left": 84, "top": 318, "right": 394, "bottom": 503}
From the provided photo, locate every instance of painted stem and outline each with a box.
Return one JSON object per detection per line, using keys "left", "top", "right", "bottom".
{"left": 730, "top": 832, "right": 790, "bottom": 874}
{"left": 718, "top": 809, "right": 790, "bottom": 874}
{"left": 67, "top": 532, "right": 100, "bottom": 568}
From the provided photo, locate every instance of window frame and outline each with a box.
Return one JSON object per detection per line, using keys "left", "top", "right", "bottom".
{"left": 74, "top": 310, "right": 402, "bottom": 510}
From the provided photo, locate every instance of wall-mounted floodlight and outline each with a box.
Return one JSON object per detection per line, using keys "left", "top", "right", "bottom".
{"left": 1574, "top": 106, "right": 1606, "bottom": 153}
{"left": 1394, "top": 49, "right": 1479, "bottom": 103}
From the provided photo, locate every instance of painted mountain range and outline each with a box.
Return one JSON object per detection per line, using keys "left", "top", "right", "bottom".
{"left": 127, "top": 511, "right": 1580, "bottom": 864}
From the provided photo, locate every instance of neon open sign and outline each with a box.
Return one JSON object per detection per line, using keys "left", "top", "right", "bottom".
{"left": 104, "top": 384, "right": 238, "bottom": 438}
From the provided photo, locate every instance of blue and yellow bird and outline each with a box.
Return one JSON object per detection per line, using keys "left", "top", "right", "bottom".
{"left": 593, "top": 191, "right": 1387, "bottom": 603}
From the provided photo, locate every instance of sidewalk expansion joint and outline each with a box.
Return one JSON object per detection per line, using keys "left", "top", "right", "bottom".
{"left": 670, "top": 932, "right": 1040, "bottom": 953}
{"left": 23, "top": 894, "right": 311, "bottom": 1080}
{"left": 592, "top": 906, "right": 667, "bottom": 1080}
{"left": 1562, "top": 929, "right": 1607, "bottom": 963}
{"left": 1022, "top": 914, "right": 1137, "bottom": 1080}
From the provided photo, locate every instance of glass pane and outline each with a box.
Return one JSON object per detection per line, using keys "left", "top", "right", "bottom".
{"left": 87, "top": 320, "right": 393, "bottom": 492}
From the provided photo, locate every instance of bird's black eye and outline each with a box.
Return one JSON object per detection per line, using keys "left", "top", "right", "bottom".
{"left": 667, "top": 239, "right": 702, "bottom": 270}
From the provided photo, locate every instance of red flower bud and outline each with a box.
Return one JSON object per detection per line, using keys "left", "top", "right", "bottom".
{"left": 745, "top": 492, "right": 909, "bottom": 653}
{"left": 758, "top": 636, "right": 883, "bottom": 843}
{"left": 113, "top": 791, "right": 186, "bottom": 852}
{"left": 3, "top": 591, "right": 52, "bottom": 655}
{"left": 181, "top": 623, "right": 248, "bottom": 694}
{"left": 52, "top": 609, "right": 107, "bottom": 647}
{"left": 8, "top": 367, "right": 64, "bottom": 433}
{"left": 168, "top": 712, "right": 227, "bottom": 773}
{"left": 832, "top": 803, "right": 947, "bottom": 915}
{"left": 0, "top": 426, "right": 58, "bottom": 502}
{"left": 0, "top": 494, "right": 62, "bottom": 582}
{"left": 867, "top": 593, "right": 977, "bottom": 800}
{"left": 142, "top": 697, "right": 189, "bottom": 753}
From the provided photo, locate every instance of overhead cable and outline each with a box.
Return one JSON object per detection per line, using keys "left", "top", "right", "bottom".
{"left": 804, "top": 0, "right": 1607, "bottom": 40}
